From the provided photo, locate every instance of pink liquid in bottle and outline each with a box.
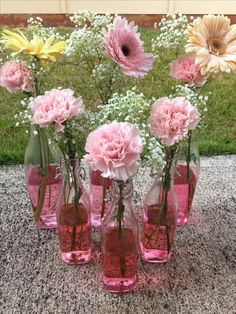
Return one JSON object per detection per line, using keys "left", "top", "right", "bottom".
{"left": 174, "top": 165, "right": 197, "bottom": 225}
{"left": 102, "top": 228, "right": 137, "bottom": 292}
{"left": 140, "top": 204, "right": 176, "bottom": 263}
{"left": 58, "top": 203, "right": 91, "bottom": 264}
{"left": 27, "top": 165, "right": 62, "bottom": 229}
{"left": 90, "top": 170, "right": 112, "bottom": 227}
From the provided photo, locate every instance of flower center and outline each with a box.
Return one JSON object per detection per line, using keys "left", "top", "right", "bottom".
{"left": 121, "top": 45, "right": 130, "bottom": 57}
{"left": 207, "top": 38, "right": 226, "bottom": 55}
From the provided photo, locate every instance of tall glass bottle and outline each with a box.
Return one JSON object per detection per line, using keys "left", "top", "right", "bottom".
{"left": 174, "top": 131, "right": 200, "bottom": 225}
{"left": 25, "top": 126, "right": 62, "bottom": 229}
{"left": 57, "top": 159, "right": 91, "bottom": 264}
{"left": 101, "top": 179, "right": 139, "bottom": 293}
{"left": 90, "top": 169, "right": 112, "bottom": 227}
{"left": 140, "top": 148, "right": 178, "bottom": 263}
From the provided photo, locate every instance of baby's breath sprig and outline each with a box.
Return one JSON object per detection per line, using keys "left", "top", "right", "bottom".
{"left": 152, "top": 12, "right": 189, "bottom": 58}
{"left": 27, "top": 17, "right": 65, "bottom": 42}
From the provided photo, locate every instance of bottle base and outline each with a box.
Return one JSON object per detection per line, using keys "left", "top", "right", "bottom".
{"left": 176, "top": 212, "right": 189, "bottom": 226}
{"left": 36, "top": 215, "right": 57, "bottom": 229}
{"left": 60, "top": 250, "right": 91, "bottom": 264}
{"left": 91, "top": 214, "right": 102, "bottom": 228}
{"left": 140, "top": 243, "right": 171, "bottom": 263}
{"left": 103, "top": 275, "right": 137, "bottom": 293}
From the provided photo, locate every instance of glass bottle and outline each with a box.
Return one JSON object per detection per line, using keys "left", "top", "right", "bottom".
{"left": 140, "top": 148, "right": 177, "bottom": 263}
{"left": 57, "top": 159, "right": 91, "bottom": 264}
{"left": 90, "top": 169, "right": 112, "bottom": 227}
{"left": 101, "top": 179, "right": 139, "bottom": 293}
{"left": 25, "top": 126, "right": 62, "bottom": 229}
{"left": 174, "top": 131, "right": 200, "bottom": 225}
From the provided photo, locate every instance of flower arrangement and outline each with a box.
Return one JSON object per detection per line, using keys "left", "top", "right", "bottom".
{"left": 148, "top": 96, "right": 200, "bottom": 188}
{"left": 84, "top": 121, "right": 142, "bottom": 290}
{"left": 0, "top": 20, "right": 67, "bottom": 227}
{"left": 30, "top": 87, "right": 86, "bottom": 220}
{"left": 140, "top": 96, "right": 200, "bottom": 262}
{"left": 165, "top": 14, "right": 236, "bottom": 220}
{"left": 1, "top": 10, "right": 236, "bottom": 290}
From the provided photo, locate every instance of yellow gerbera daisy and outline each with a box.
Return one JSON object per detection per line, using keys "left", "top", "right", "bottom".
{"left": 185, "top": 15, "right": 236, "bottom": 77}
{"left": 1, "top": 29, "right": 66, "bottom": 62}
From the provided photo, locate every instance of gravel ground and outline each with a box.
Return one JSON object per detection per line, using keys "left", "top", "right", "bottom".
{"left": 1, "top": 155, "right": 236, "bottom": 314}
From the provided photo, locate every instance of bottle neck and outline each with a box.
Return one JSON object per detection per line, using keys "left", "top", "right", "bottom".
{"left": 161, "top": 146, "right": 177, "bottom": 189}
{"left": 61, "top": 158, "right": 83, "bottom": 195}
{"left": 178, "top": 130, "right": 198, "bottom": 159}
{"left": 111, "top": 179, "right": 133, "bottom": 203}
{"left": 109, "top": 179, "right": 134, "bottom": 237}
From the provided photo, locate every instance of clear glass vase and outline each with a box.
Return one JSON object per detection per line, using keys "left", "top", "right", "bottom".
{"left": 101, "top": 179, "right": 139, "bottom": 293}
{"left": 90, "top": 169, "right": 112, "bottom": 227}
{"left": 140, "top": 148, "right": 177, "bottom": 263}
{"left": 57, "top": 159, "right": 91, "bottom": 264}
{"left": 174, "top": 131, "right": 200, "bottom": 225}
{"left": 25, "top": 126, "right": 62, "bottom": 229}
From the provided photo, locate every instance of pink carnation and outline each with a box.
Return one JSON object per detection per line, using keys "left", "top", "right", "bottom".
{"left": 104, "top": 16, "right": 153, "bottom": 78}
{"left": 84, "top": 121, "right": 143, "bottom": 181}
{"left": 148, "top": 97, "right": 200, "bottom": 146}
{"left": 170, "top": 54, "right": 207, "bottom": 87}
{"left": 31, "top": 89, "right": 84, "bottom": 131}
{"left": 0, "top": 61, "right": 33, "bottom": 93}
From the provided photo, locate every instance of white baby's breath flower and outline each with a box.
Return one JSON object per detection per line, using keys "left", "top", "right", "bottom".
{"left": 152, "top": 12, "right": 189, "bottom": 57}
{"left": 27, "top": 17, "right": 65, "bottom": 41}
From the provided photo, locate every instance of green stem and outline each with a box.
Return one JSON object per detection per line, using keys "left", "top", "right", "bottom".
{"left": 33, "top": 176, "right": 47, "bottom": 221}
{"left": 198, "top": 78, "right": 211, "bottom": 97}
{"left": 82, "top": 56, "right": 107, "bottom": 104}
{"left": 120, "top": 256, "right": 126, "bottom": 278}
{"left": 69, "top": 159, "right": 81, "bottom": 252}
{"left": 30, "top": 58, "right": 51, "bottom": 222}
{"left": 146, "top": 146, "right": 177, "bottom": 249}
{"left": 62, "top": 125, "right": 82, "bottom": 251}
{"left": 64, "top": 126, "right": 81, "bottom": 207}
{"left": 70, "top": 226, "right": 77, "bottom": 252}
{"left": 32, "top": 128, "right": 50, "bottom": 222}
{"left": 33, "top": 57, "right": 41, "bottom": 97}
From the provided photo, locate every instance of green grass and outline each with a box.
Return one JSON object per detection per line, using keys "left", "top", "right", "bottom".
{"left": 0, "top": 28, "right": 236, "bottom": 165}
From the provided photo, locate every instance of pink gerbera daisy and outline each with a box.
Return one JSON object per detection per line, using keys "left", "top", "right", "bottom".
{"left": 185, "top": 15, "right": 236, "bottom": 76}
{"left": 104, "top": 16, "right": 153, "bottom": 77}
